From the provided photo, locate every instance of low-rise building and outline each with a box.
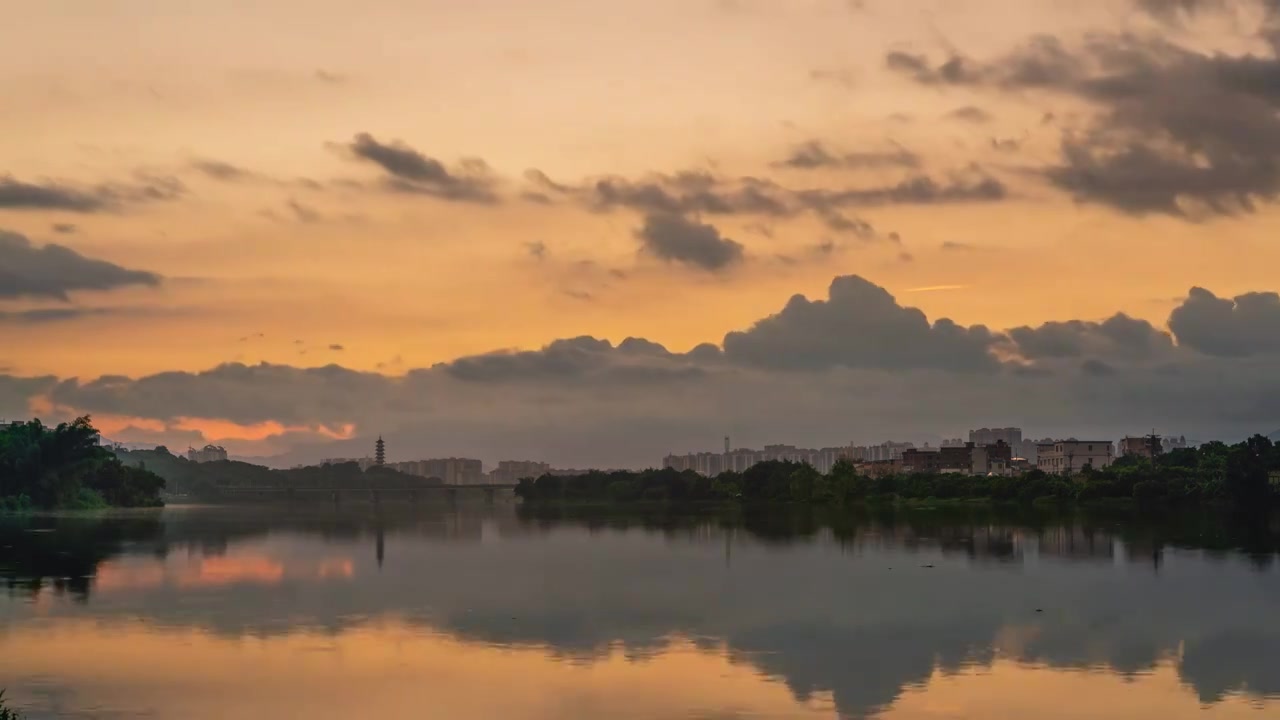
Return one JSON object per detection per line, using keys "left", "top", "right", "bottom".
{"left": 1037, "top": 440, "right": 1114, "bottom": 475}
{"left": 900, "top": 442, "right": 1013, "bottom": 475}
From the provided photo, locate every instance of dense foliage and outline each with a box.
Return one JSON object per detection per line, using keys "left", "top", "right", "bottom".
{"left": 516, "top": 434, "right": 1280, "bottom": 507}
{"left": 0, "top": 418, "right": 165, "bottom": 510}
{"left": 113, "top": 447, "right": 442, "bottom": 497}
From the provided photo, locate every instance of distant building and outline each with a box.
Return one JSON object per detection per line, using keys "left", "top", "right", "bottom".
{"left": 321, "top": 456, "right": 375, "bottom": 471}
{"left": 187, "top": 445, "right": 228, "bottom": 463}
{"left": 490, "top": 460, "right": 551, "bottom": 485}
{"left": 970, "top": 427, "right": 1023, "bottom": 447}
{"left": 1119, "top": 434, "right": 1162, "bottom": 459}
{"left": 941, "top": 438, "right": 967, "bottom": 448}
{"left": 1037, "top": 440, "right": 1114, "bottom": 475}
{"left": 375, "top": 436, "right": 386, "bottom": 466}
{"left": 388, "top": 458, "right": 484, "bottom": 485}
{"left": 664, "top": 442, "right": 864, "bottom": 477}
{"left": 1162, "top": 435, "right": 1189, "bottom": 453}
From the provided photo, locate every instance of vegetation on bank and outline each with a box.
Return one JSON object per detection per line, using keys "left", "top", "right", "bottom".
{"left": 0, "top": 418, "right": 165, "bottom": 510}
{"left": 0, "top": 690, "right": 22, "bottom": 720}
{"left": 516, "top": 434, "right": 1280, "bottom": 507}
{"left": 112, "top": 447, "right": 443, "bottom": 497}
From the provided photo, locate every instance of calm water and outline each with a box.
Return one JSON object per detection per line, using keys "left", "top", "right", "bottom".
{"left": 2, "top": 503, "right": 1279, "bottom": 719}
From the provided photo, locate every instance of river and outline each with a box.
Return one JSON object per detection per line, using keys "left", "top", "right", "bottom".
{"left": 1, "top": 503, "right": 1278, "bottom": 719}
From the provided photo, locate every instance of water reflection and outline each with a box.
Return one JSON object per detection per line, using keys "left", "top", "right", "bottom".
{"left": 0, "top": 504, "right": 1277, "bottom": 719}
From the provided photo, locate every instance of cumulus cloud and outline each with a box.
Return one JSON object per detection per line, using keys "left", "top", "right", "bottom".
{"left": 0, "top": 230, "right": 161, "bottom": 300}
{"left": 10, "top": 274, "right": 1280, "bottom": 466}
{"left": 1008, "top": 314, "right": 1175, "bottom": 362}
{"left": 635, "top": 213, "right": 745, "bottom": 271}
{"left": 722, "top": 275, "right": 1002, "bottom": 372}
{"left": 1168, "top": 287, "right": 1280, "bottom": 356}
{"left": 338, "top": 132, "right": 499, "bottom": 203}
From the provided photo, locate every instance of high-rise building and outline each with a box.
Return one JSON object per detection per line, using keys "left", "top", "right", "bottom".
{"left": 969, "top": 427, "right": 1023, "bottom": 447}
{"left": 490, "top": 460, "right": 551, "bottom": 485}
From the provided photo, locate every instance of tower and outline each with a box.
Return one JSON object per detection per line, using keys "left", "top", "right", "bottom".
{"left": 724, "top": 436, "right": 730, "bottom": 454}
{"left": 375, "top": 436, "right": 385, "bottom": 466}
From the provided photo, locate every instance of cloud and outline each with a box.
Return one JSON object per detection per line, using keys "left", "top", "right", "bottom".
{"left": 13, "top": 274, "right": 1280, "bottom": 467}
{"left": 948, "top": 106, "right": 992, "bottom": 124}
{"left": 635, "top": 213, "right": 745, "bottom": 271}
{"left": 0, "top": 176, "right": 108, "bottom": 212}
{"left": 314, "top": 69, "right": 348, "bottom": 84}
{"left": 0, "top": 307, "right": 123, "bottom": 324}
{"left": 440, "top": 336, "right": 709, "bottom": 384}
{"left": 0, "top": 230, "right": 161, "bottom": 300}
{"left": 774, "top": 141, "right": 921, "bottom": 170}
{"left": 287, "top": 199, "right": 322, "bottom": 223}
{"left": 190, "top": 159, "right": 257, "bottom": 182}
{"left": 338, "top": 133, "right": 499, "bottom": 203}
{"left": 1168, "top": 287, "right": 1280, "bottom": 356}
{"left": 0, "top": 173, "right": 187, "bottom": 213}
{"left": 525, "top": 241, "right": 549, "bottom": 260}
{"left": 1008, "top": 314, "right": 1175, "bottom": 362}
{"left": 329, "top": 344, "right": 345, "bottom": 351}
{"left": 721, "top": 275, "right": 1002, "bottom": 372}
{"left": 887, "top": 25, "right": 1280, "bottom": 215}
{"left": 51, "top": 223, "right": 77, "bottom": 234}
{"left": 530, "top": 167, "right": 999, "bottom": 237}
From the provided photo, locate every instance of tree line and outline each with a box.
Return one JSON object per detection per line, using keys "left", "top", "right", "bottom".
{"left": 113, "top": 446, "right": 443, "bottom": 497}
{"left": 515, "top": 434, "right": 1280, "bottom": 507}
{"left": 0, "top": 417, "right": 165, "bottom": 510}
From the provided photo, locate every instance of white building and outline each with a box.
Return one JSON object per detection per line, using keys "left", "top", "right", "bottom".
{"left": 1037, "top": 440, "right": 1114, "bottom": 475}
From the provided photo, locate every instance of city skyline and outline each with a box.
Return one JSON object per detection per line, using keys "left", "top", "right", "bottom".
{"left": 3, "top": 0, "right": 1280, "bottom": 467}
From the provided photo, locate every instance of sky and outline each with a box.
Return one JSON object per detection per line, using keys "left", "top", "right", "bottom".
{"left": 3, "top": 0, "right": 1280, "bottom": 466}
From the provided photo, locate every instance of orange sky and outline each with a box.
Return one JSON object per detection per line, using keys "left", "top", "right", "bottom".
{"left": 5, "top": 0, "right": 1280, "bottom": 460}
{"left": 3, "top": 0, "right": 1278, "bottom": 380}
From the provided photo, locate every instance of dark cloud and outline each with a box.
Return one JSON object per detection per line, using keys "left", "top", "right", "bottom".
{"left": 803, "top": 170, "right": 1007, "bottom": 206}
{"left": 887, "top": 26, "right": 1280, "bottom": 215}
{"left": 329, "top": 344, "right": 345, "bottom": 352}
{"left": 635, "top": 213, "right": 745, "bottom": 271}
{"left": 439, "top": 336, "right": 707, "bottom": 384}
{"left": 0, "top": 230, "right": 160, "bottom": 300}
{"left": 1168, "top": 287, "right": 1280, "bottom": 356}
{"left": 948, "top": 106, "right": 992, "bottom": 124}
{"left": 339, "top": 133, "right": 499, "bottom": 203}
{"left": 531, "top": 167, "right": 999, "bottom": 238}
{"left": 0, "top": 176, "right": 107, "bottom": 212}
{"left": 774, "top": 141, "right": 921, "bottom": 170}
{"left": 190, "top": 159, "right": 256, "bottom": 182}
{"left": 721, "top": 275, "right": 1002, "bottom": 372}
{"left": 940, "top": 241, "right": 976, "bottom": 251}
{"left": 1008, "top": 314, "right": 1175, "bottom": 361}
{"left": 51, "top": 223, "right": 77, "bottom": 234}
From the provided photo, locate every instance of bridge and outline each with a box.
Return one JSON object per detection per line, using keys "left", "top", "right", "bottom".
{"left": 208, "top": 484, "right": 519, "bottom": 505}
